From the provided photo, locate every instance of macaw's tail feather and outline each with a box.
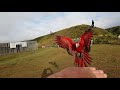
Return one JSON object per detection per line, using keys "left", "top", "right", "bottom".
{"left": 74, "top": 52, "right": 92, "bottom": 67}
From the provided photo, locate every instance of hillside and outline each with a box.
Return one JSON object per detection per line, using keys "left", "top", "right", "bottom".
{"left": 34, "top": 24, "right": 116, "bottom": 47}
{"left": 106, "top": 26, "right": 120, "bottom": 35}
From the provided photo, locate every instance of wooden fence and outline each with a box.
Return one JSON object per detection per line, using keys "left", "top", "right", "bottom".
{"left": 0, "top": 41, "right": 38, "bottom": 55}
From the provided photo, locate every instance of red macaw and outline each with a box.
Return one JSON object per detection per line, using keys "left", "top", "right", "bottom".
{"left": 55, "top": 28, "right": 93, "bottom": 67}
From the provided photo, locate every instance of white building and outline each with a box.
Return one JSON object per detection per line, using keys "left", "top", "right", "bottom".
{"left": 0, "top": 41, "right": 38, "bottom": 55}
{"left": 10, "top": 42, "right": 27, "bottom": 48}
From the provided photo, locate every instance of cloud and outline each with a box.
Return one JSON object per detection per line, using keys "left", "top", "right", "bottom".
{"left": 0, "top": 12, "right": 120, "bottom": 43}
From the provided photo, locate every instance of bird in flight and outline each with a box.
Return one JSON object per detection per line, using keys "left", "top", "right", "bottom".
{"left": 55, "top": 25, "right": 94, "bottom": 67}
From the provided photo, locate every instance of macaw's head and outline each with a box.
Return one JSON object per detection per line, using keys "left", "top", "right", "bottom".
{"left": 75, "top": 42, "right": 80, "bottom": 48}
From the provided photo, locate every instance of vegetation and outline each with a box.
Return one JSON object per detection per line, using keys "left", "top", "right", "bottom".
{"left": 106, "top": 26, "right": 120, "bottom": 35}
{"left": 34, "top": 24, "right": 119, "bottom": 47}
{"left": 0, "top": 44, "right": 120, "bottom": 78}
{"left": 93, "top": 34, "right": 118, "bottom": 44}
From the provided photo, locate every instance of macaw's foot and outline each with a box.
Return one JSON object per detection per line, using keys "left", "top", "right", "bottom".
{"left": 77, "top": 52, "right": 83, "bottom": 58}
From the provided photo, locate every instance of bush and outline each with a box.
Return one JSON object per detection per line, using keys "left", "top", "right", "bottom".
{"left": 93, "top": 34, "right": 118, "bottom": 44}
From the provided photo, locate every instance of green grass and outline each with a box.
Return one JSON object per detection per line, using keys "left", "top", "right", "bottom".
{"left": 90, "top": 44, "right": 120, "bottom": 78}
{"left": 0, "top": 44, "right": 120, "bottom": 78}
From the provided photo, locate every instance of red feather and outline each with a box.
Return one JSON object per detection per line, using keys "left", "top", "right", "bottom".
{"left": 55, "top": 35, "right": 74, "bottom": 49}
{"left": 55, "top": 29, "right": 93, "bottom": 67}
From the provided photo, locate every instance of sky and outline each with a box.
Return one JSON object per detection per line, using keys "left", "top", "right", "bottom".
{"left": 0, "top": 12, "right": 120, "bottom": 43}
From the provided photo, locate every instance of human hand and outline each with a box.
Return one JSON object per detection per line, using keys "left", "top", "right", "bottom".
{"left": 47, "top": 67, "right": 107, "bottom": 78}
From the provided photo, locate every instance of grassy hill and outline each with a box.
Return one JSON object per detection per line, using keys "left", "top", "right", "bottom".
{"left": 106, "top": 26, "right": 120, "bottom": 35}
{"left": 34, "top": 24, "right": 116, "bottom": 47}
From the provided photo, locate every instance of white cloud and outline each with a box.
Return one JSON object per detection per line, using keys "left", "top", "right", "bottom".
{"left": 0, "top": 12, "right": 120, "bottom": 43}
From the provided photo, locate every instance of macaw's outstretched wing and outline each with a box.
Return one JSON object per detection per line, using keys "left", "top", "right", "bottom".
{"left": 80, "top": 29, "right": 93, "bottom": 52}
{"left": 55, "top": 35, "right": 75, "bottom": 55}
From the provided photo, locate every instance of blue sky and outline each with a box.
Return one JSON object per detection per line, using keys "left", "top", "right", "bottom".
{"left": 0, "top": 12, "right": 120, "bottom": 43}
